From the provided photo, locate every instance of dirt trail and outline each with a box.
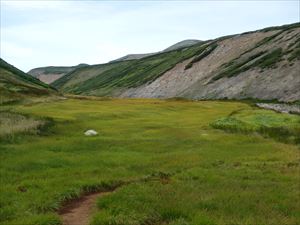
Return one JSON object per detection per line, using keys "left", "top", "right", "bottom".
{"left": 59, "top": 192, "right": 109, "bottom": 225}
{"left": 58, "top": 177, "right": 169, "bottom": 225}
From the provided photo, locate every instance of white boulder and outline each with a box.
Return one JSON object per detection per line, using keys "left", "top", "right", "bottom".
{"left": 84, "top": 130, "right": 98, "bottom": 136}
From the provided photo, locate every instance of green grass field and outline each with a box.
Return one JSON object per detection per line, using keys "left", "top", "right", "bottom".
{"left": 0, "top": 98, "right": 299, "bottom": 225}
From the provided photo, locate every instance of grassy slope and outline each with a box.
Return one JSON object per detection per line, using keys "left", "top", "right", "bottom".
{"left": 52, "top": 42, "right": 215, "bottom": 96}
{"left": 52, "top": 62, "right": 127, "bottom": 91}
{"left": 0, "top": 59, "right": 51, "bottom": 89}
{"left": 0, "top": 59, "right": 56, "bottom": 104}
{"left": 0, "top": 99, "right": 299, "bottom": 225}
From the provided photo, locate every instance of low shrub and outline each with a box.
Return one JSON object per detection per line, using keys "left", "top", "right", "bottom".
{"left": 184, "top": 43, "right": 218, "bottom": 70}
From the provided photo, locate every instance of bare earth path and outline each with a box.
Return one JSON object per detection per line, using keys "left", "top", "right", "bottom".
{"left": 59, "top": 192, "right": 109, "bottom": 225}
{"left": 58, "top": 179, "right": 160, "bottom": 225}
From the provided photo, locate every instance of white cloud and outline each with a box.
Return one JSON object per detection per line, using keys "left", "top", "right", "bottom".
{"left": 0, "top": 1, "right": 299, "bottom": 71}
{"left": 1, "top": 0, "right": 71, "bottom": 9}
{"left": 1, "top": 41, "right": 34, "bottom": 57}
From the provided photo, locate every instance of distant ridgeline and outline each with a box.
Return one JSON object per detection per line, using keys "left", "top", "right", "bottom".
{"left": 28, "top": 64, "right": 89, "bottom": 84}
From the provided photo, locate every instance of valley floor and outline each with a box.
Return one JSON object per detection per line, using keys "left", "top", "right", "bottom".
{"left": 0, "top": 98, "right": 299, "bottom": 225}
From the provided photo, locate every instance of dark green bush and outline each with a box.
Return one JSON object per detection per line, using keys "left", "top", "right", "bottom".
{"left": 184, "top": 43, "right": 218, "bottom": 70}
{"left": 253, "top": 48, "right": 283, "bottom": 69}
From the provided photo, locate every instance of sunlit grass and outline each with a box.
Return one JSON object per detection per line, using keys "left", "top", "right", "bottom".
{"left": 0, "top": 98, "right": 299, "bottom": 225}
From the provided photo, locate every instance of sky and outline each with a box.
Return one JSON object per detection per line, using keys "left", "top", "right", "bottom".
{"left": 0, "top": 0, "right": 299, "bottom": 72}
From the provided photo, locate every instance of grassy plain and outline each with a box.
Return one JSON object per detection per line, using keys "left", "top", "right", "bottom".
{"left": 0, "top": 98, "right": 299, "bottom": 225}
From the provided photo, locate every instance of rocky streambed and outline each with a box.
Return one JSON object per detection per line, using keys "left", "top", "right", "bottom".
{"left": 256, "top": 103, "right": 300, "bottom": 114}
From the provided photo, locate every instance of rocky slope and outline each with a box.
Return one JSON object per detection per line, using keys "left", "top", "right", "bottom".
{"left": 0, "top": 59, "right": 56, "bottom": 104}
{"left": 28, "top": 64, "right": 88, "bottom": 84}
{"left": 53, "top": 23, "right": 300, "bottom": 102}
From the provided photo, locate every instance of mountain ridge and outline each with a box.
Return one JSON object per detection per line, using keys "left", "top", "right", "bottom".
{"left": 28, "top": 64, "right": 89, "bottom": 84}
{"left": 45, "top": 23, "right": 300, "bottom": 102}
{"left": 28, "top": 39, "right": 201, "bottom": 83}
{"left": 110, "top": 39, "right": 202, "bottom": 63}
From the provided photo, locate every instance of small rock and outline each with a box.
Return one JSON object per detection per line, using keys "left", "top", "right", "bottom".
{"left": 84, "top": 130, "right": 98, "bottom": 136}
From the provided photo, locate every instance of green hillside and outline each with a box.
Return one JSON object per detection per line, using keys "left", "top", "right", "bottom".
{"left": 52, "top": 41, "right": 215, "bottom": 96}
{"left": 0, "top": 58, "right": 56, "bottom": 104}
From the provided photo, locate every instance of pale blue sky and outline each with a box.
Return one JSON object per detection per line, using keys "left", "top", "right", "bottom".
{"left": 1, "top": 0, "right": 299, "bottom": 71}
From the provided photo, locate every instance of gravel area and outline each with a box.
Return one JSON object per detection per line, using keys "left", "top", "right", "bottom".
{"left": 256, "top": 103, "right": 300, "bottom": 114}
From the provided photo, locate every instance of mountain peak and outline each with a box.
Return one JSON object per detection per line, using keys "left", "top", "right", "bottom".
{"left": 163, "top": 39, "right": 201, "bottom": 52}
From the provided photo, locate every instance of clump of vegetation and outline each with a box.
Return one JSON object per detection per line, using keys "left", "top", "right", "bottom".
{"left": 287, "top": 37, "right": 300, "bottom": 49}
{"left": 0, "top": 111, "right": 50, "bottom": 142}
{"left": 211, "top": 51, "right": 267, "bottom": 81}
{"left": 253, "top": 48, "right": 284, "bottom": 68}
{"left": 287, "top": 37, "right": 300, "bottom": 61}
{"left": 288, "top": 48, "right": 300, "bottom": 61}
{"left": 211, "top": 108, "right": 300, "bottom": 144}
{"left": 184, "top": 43, "right": 218, "bottom": 70}
{"left": 211, "top": 117, "right": 250, "bottom": 132}
{"left": 255, "top": 31, "right": 285, "bottom": 48}
{"left": 211, "top": 48, "right": 284, "bottom": 82}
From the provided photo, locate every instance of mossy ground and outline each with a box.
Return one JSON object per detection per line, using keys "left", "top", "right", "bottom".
{"left": 0, "top": 98, "right": 299, "bottom": 225}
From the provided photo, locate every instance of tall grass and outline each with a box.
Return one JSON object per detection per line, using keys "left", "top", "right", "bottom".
{"left": 0, "top": 111, "right": 46, "bottom": 141}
